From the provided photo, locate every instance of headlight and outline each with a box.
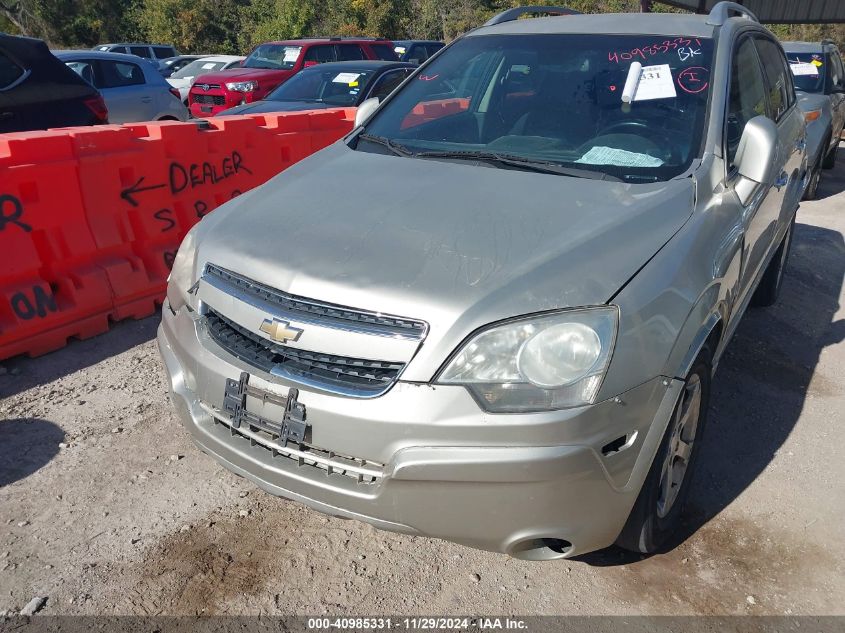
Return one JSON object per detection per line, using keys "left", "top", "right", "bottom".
{"left": 166, "top": 224, "right": 200, "bottom": 312}
{"left": 226, "top": 81, "right": 257, "bottom": 92}
{"left": 437, "top": 307, "right": 618, "bottom": 413}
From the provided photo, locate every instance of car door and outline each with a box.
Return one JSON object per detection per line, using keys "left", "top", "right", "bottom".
{"left": 96, "top": 58, "right": 152, "bottom": 123}
{"left": 0, "top": 48, "right": 26, "bottom": 132}
{"left": 724, "top": 35, "right": 785, "bottom": 307}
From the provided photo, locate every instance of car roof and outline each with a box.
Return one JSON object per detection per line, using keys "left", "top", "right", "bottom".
{"left": 393, "top": 40, "right": 443, "bottom": 46}
{"left": 297, "top": 60, "right": 414, "bottom": 72}
{"left": 469, "top": 12, "right": 719, "bottom": 39}
{"left": 55, "top": 50, "right": 153, "bottom": 63}
{"left": 96, "top": 42, "right": 173, "bottom": 48}
{"left": 193, "top": 55, "right": 245, "bottom": 63}
{"left": 259, "top": 38, "right": 393, "bottom": 46}
{"left": 782, "top": 41, "right": 835, "bottom": 53}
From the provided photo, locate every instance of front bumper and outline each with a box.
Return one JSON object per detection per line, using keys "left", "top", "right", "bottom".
{"left": 158, "top": 302, "right": 682, "bottom": 558}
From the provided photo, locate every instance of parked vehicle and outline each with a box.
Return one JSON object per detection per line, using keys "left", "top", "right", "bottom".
{"left": 188, "top": 37, "right": 398, "bottom": 117}
{"left": 168, "top": 55, "right": 245, "bottom": 104}
{"left": 783, "top": 40, "right": 845, "bottom": 199}
{"left": 217, "top": 61, "right": 415, "bottom": 116}
{"left": 392, "top": 40, "right": 444, "bottom": 64}
{"left": 95, "top": 43, "right": 178, "bottom": 61}
{"left": 158, "top": 54, "right": 205, "bottom": 78}
{"left": 0, "top": 33, "right": 107, "bottom": 133}
{"left": 160, "top": 3, "right": 807, "bottom": 559}
{"left": 57, "top": 51, "right": 188, "bottom": 124}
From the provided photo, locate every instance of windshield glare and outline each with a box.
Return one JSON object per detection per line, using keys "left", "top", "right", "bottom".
{"left": 244, "top": 45, "right": 301, "bottom": 70}
{"left": 358, "top": 34, "right": 714, "bottom": 181}
{"left": 267, "top": 68, "right": 376, "bottom": 105}
{"left": 785, "top": 52, "right": 826, "bottom": 93}
{"left": 173, "top": 59, "right": 227, "bottom": 78}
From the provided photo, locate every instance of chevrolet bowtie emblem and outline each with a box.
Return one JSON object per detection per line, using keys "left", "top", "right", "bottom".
{"left": 259, "top": 318, "right": 303, "bottom": 344}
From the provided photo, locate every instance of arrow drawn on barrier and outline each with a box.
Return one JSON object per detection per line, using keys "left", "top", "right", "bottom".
{"left": 121, "top": 177, "right": 166, "bottom": 207}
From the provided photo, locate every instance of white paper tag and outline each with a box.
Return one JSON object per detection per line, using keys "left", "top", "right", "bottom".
{"left": 633, "top": 64, "right": 677, "bottom": 101}
{"left": 576, "top": 146, "right": 664, "bottom": 168}
{"left": 394, "top": 46, "right": 407, "bottom": 54}
{"left": 790, "top": 62, "right": 819, "bottom": 77}
{"left": 202, "top": 62, "right": 216, "bottom": 69}
{"left": 332, "top": 72, "right": 361, "bottom": 84}
{"left": 283, "top": 48, "right": 301, "bottom": 62}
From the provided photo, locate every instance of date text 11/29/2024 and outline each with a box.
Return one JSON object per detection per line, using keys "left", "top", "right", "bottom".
{"left": 307, "top": 618, "right": 528, "bottom": 630}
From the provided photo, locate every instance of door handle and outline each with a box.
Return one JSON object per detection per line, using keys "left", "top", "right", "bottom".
{"left": 774, "top": 171, "right": 789, "bottom": 190}
{"left": 141, "top": 96, "right": 152, "bottom": 103}
{"left": 0, "top": 111, "right": 13, "bottom": 120}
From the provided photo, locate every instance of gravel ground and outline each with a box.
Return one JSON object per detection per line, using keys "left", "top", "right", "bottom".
{"left": 1, "top": 158, "right": 844, "bottom": 617}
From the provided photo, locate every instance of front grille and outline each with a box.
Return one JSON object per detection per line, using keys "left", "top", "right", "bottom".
{"left": 206, "top": 310, "right": 405, "bottom": 394}
{"left": 193, "top": 93, "right": 226, "bottom": 106}
{"left": 209, "top": 409, "right": 384, "bottom": 484}
{"left": 205, "top": 264, "right": 427, "bottom": 340}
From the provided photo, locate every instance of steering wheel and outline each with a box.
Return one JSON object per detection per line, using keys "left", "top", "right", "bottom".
{"left": 594, "top": 120, "right": 679, "bottom": 163}
{"left": 598, "top": 121, "right": 652, "bottom": 136}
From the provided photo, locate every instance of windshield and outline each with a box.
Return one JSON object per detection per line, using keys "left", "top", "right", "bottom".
{"left": 785, "top": 52, "right": 826, "bottom": 93}
{"left": 266, "top": 68, "right": 376, "bottom": 105}
{"left": 358, "top": 34, "right": 714, "bottom": 182}
{"left": 244, "top": 44, "right": 301, "bottom": 70}
{"left": 173, "top": 59, "right": 228, "bottom": 78}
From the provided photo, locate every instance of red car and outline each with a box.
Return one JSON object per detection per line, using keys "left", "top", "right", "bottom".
{"left": 188, "top": 37, "right": 398, "bottom": 117}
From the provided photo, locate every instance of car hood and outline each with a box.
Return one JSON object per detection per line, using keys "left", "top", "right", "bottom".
{"left": 195, "top": 142, "right": 695, "bottom": 379}
{"left": 192, "top": 67, "right": 292, "bottom": 84}
{"left": 220, "top": 100, "right": 333, "bottom": 115}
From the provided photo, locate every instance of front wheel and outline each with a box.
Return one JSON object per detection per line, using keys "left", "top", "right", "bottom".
{"left": 751, "top": 216, "right": 795, "bottom": 308}
{"left": 803, "top": 159, "right": 822, "bottom": 201}
{"left": 615, "top": 350, "right": 711, "bottom": 554}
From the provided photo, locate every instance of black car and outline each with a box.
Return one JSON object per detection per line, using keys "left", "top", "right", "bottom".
{"left": 217, "top": 61, "right": 416, "bottom": 116}
{"left": 1, "top": 33, "right": 107, "bottom": 133}
{"left": 392, "top": 40, "right": 445, "bottom": 64}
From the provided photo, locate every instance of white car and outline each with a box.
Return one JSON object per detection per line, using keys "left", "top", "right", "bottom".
{"left": 167, "top": 55, "right": 245, "bottom": 104}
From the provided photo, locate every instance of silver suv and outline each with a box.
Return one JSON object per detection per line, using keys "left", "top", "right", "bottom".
{"left": 158, "top": 2, "right": 806, "bottom": 559}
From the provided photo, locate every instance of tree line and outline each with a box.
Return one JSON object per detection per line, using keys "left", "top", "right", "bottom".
{"left": 1, "top": 0, "right": 843, "bottom": 54}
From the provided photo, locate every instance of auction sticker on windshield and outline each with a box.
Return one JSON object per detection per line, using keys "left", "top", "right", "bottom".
{"left": 333, "top": 73, "right": 361, "bottom": 84}
{"left": 790, "top": 62, "right": 819, "bottom": 76}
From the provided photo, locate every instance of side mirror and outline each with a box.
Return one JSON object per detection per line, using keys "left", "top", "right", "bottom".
{"left": 303, "top": 60, "right": 318, "bottom": 68}
{"left": 355, "top": 97, "right": 380, "bottom": 128}
{"left": 733, "top": 115, "right": 778, "bottom": 205}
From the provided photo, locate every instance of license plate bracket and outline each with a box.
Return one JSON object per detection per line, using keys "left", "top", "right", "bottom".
{"left": 223, "top": 372, "right": 308, "bottom": 444}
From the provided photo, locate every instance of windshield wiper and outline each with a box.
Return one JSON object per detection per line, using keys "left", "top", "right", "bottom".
{"left": 356, "top": 133, "right": 414, "bottom": 157}
{"left": 414, "top": 150, "right": 622, "bottom": 181}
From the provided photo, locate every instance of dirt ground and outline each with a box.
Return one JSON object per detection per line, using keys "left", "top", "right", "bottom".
{"left": 1, "top": 158, "right": 844, "bottom": 618}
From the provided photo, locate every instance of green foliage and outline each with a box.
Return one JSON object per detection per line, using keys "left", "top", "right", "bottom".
{"left": 1, "top": 0, "right": 844, "bottom": 54}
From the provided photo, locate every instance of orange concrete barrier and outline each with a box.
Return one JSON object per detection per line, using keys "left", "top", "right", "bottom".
{"left": 0, "top": 108, "right": 355, "bottom": 359}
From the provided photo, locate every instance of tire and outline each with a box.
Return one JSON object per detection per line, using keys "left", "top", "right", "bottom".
{"left": 615, "top": 349, "right": 711, "bottom": 554}
{"left": 822, "top": 136, "right": 837, "bottom": 169}
{"left": 751, "top": 216, "right": 795, "bottom": 308}
{"left": 803, "top": 159, "right": 822, "bottom": 201}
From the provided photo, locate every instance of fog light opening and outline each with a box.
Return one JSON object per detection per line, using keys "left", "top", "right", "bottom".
{"left": 509, "top": 537, "right": 573, "bottom": 560}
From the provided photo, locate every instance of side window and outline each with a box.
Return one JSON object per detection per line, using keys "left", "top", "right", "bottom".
{"left": 827, "top": 51, "right": 845, "bottom": 90}
{"left": 408, "top": 44, "right": 429, "bottom": 64}
{"left": 726, "top": 37, "right": 768, "bottom": 169}
{"left": 153, "top": 46, "right": 175, "bottom": 59}
{"left": 336, "top": 44, "right": 365, "bottom": 61}
{"left": 0, "top": 50, "right": 25, "bottom": 89}
{"left": 369, "top": 70, "right": 409, "bottom": 101}
{"left": 754, "top": 37, "right": 790, "bottom": 121}
{"left": 370, "top": 44, "right": 398, "bottom": 61}
{"left": 65, "top": 60, "right": 97, "bottom": 87}
{"left": 100, "top": 61, "right": 145, "bottom": 88}
{"left": 427, "top": 43, "right": 444, "bottom": 59}
{"left": 130, "top": 46, "right": 151, "bottom": 58}
{"left": 304, "top": 45, "right": 335, "bottom": 64}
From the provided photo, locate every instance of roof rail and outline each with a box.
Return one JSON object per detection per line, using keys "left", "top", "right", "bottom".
{"left": 483, "top": 5, "right": 580, "bottom": 27}
{"left": 706, "top": 1, "right": 759, "bottom": 26}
